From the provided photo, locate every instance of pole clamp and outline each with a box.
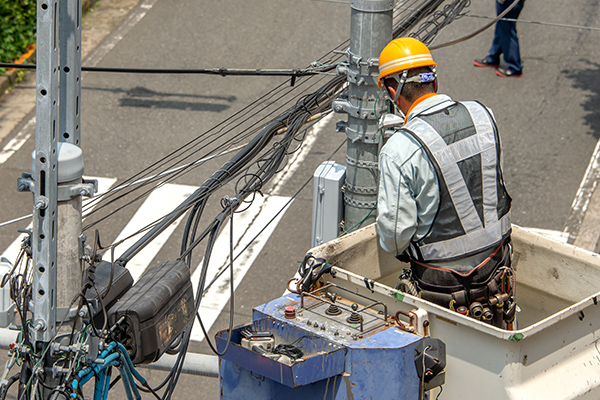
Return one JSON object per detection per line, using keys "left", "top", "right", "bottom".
{"left": 57, "top": 178, "right": 97, "bottom": 201}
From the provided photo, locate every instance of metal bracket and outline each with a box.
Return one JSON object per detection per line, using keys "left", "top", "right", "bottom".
{"left": 344, "top": 125, "right": 381, "bottom": 144}
{"left": 17, "top": 173, "right": 34, "bottom": 193}
{"left": 346, "top": 155, "right": 379, "bottom": 169}
{"left": 344, "top": 182, "right": 378, "bottom": 195}
{"left": 336, "top": 63, "right": 378, "bottom": 86}
{"left": 332, "top": 94, "right": 378, "bottom": 120}
{"left": 57, "top": 179, "right": 97, "bottom": 201}
{"left": 0, "top": 304, "right": 18, "bottom": 329}
{"left": 336, "top": 120, "right": 348, "bottom": 133}
{"left": 55, "top": 305, "right": 85, "bottom": 323}
{"left": 79, "top": 233, "right": 88, "bottom": 261}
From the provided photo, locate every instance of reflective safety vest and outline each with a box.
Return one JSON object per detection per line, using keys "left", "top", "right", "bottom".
{"left": 402, "top": 101, "right": 512, "bottom": 263}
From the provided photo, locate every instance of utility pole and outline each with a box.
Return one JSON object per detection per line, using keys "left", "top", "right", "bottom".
{"left": 333, "top": 0, "right": 393, "bottom": 231}
{"left": 15, "top": 0, "right": 95, "bottom": 393}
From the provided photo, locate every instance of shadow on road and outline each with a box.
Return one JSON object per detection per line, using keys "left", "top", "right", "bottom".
{"left": 562, "top": 60, "right": 600, "bottom": 140}
{"left": 84, "top": 85, "right": 237, "bottom": 112}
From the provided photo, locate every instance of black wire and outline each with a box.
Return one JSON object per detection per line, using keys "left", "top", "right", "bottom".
{"left": 82, "top": 27, "right": 345, "bottom": 239}
{"left": 0, "top": 62, "right": 336, "bottom": 76}
{"left": 135, "top": 382, "right": 161, "bottom": 400}
{"left": 200, "top": 139, "right": 346, "bottom": 295}
{"left": 193, "top": 199, "right": 237, "bottom": 357}
{"left": 272, "top": 344, "right": 304, "bottom": 359}
{"left": 81, "top": 57, "right": 334, "bottom": 220}
{"left": 0, "top": 374, "right": 20, "bottom": 400}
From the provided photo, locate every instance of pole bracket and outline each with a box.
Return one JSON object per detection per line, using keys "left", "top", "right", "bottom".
{"left": 57, "top": 179, "right": 97, "bottom": 201}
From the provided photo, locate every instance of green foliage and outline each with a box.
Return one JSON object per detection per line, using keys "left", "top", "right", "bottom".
{"left": 0, "top": 0, "right": 36, "bottom": 64}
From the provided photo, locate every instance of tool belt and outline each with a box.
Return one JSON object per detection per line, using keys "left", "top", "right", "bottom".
{"left": 405, "top": 241, "right": 516, "bottom": 328}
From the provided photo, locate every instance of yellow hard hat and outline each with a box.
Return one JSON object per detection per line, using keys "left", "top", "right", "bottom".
{"left": 377, "top": 37, "right": 437, "bottom": 88}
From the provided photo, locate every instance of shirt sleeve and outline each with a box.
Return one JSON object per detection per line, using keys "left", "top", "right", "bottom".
{"left": 376, "top": 150, "right": 418, "bottom": 256}
{"left": 376, "top": 134, "right": 440, "bottom": 257}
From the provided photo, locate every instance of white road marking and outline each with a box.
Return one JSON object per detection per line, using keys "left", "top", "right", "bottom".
{"left": 102, "top": 183, "right": 196, "bottom": 282}
{"left": 1, "top": 176, "right": 117, "bottom": 264}
{"left": 190, "top": 195, "right": 292, "bottom": 342}
{"left": 0, "top": 118, "right": 35, "bottom": 165}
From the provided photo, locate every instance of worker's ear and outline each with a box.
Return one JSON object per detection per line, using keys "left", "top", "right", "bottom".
{"left": 387, "top": 86, "right": 397, "bottom": 101}
{"left": 433, "top": 79, "right": 438, "bottom": 93}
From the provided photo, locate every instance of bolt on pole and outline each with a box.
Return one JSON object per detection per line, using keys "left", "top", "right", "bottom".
{"left": 334, "top": 0, "right": 393, "bottom": 232}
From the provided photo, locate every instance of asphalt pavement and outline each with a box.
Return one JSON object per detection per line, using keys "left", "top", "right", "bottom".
{"left": 0, "top": 0, "right": 599, "bottom": 399}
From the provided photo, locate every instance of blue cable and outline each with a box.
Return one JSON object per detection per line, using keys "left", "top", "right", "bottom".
{"left": 69, "top": 342, "right": 150, "bottom": 399}
{"left": 118, "top": 365, "right": 135, "bottom": 400}
{"left": 93, "top": 366, "right": 112, "bottom": 400}
{"left": 114, "top": 342, "right": 147, "bottom": 385}
{"left": 71, "top": 352, "right": 120, "bottom": 398}
{"left": 121, "top": 362, "right": 141, "bottom": 400}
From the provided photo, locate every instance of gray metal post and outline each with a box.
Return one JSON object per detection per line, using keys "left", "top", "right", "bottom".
{"left": 57, "top": 0, "right": 85, "bottom": 311}
{"left": 56, "top": 143, "right": 87, "bottom": 310}
{"left": 26, "top": 0, "right": 93, "bottom": 346}
{"left": 33, "top": 0, "right": 60, "bottom": 342}
{"left": 59, "top": 0, "right": 83, "bottom": 146}
{"left": 333, "top": 0, "right": 393, "bottom": 232}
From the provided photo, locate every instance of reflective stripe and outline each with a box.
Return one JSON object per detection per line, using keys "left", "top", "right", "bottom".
{"left": 418, "top": 213, "right": 511, "bottom": 260}
{"left": 434, "top": 135, "right": 481, "bottom": 166}
{"left": 462, "top": 101, "right": 499, "bottom": 225}
{"left": 379, "top": 54, "right": 435, "bottom": 75}
{"left": 409, "top": 118, "right": 483, "bottom": 233}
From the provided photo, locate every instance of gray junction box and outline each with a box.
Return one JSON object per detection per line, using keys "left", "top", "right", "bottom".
{"left": 311, "top": 161, "right": 346, "bottom": 247}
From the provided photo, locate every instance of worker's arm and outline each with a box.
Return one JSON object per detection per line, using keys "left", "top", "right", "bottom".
{"left": 376, "top": 134, "right": 439, "bottom": 256}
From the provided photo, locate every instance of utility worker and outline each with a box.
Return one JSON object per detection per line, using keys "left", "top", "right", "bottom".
{"left": 376, "top": 37, "right": 516, "bottom": 328}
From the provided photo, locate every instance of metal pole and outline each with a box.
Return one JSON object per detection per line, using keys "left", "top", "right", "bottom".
{"left": 57, "top": 0, "right": 85, "bottom": 310}
{"left": 17, "top": 1, "right": 93, "bottom": 394}
{"left": 59, "top": 0, "right": 83, "bottom": 146}
{"left": 32, "top": 0, "right": 60, "bottom": 343}
{"left": 333, "top": 0, "right": 393, "bottom": 232}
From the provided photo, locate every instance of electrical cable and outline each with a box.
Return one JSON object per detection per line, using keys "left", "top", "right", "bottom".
{"left": 199, "top": 138, "right": 345, "bottom": 308}
{"left": 429, "top": 0, "right": 520, "bottom": 50}
{"left": 0, "top": 63, "right": 337, "bottom": 76}
{"left": 462, "top": 12, "right": 600, "bottom": 32}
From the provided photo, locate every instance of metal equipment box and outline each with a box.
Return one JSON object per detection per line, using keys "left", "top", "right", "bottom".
{"left": 311, "top": 161, "right": 346, "bottom": 247}
{"left": 217, "top": 288, "right": 440, "bottom": 399}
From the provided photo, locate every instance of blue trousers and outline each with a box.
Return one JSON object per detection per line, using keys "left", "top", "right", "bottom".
{"left": 486, "top": 0, "right": 523, "bottom": 73}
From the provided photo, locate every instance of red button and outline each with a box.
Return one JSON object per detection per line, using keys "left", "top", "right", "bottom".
{"left": 284, "top": 306, "right": 296, "bottom": 319}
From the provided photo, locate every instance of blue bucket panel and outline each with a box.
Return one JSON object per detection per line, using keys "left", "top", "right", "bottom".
{"left": 216, "top": 318, "right": 345, "bottom": 388}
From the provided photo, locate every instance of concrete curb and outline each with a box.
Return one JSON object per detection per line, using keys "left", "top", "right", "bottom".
{"left": 0, "top": 0, "right": 95, "bottom": 101}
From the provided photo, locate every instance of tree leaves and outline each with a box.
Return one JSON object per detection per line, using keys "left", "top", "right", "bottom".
{"left": 0, "top": 0, "right": 36, "bottom": 65}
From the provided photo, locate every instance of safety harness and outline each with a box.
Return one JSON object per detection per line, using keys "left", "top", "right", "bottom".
{"left": 401, "top": 240, "right": 516, "bottom": 327}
